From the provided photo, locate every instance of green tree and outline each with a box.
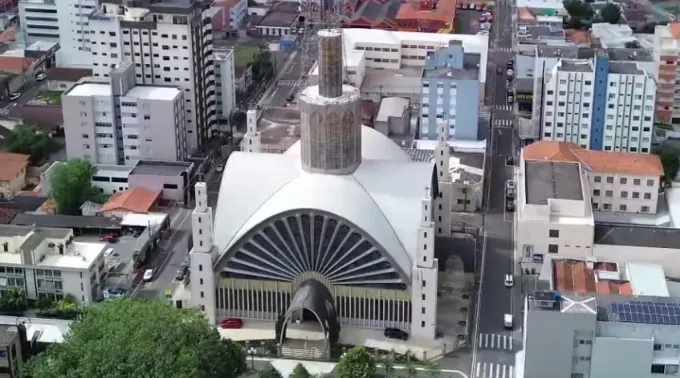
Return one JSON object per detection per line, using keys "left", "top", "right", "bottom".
{"left": 22, "top": 299, "right": 247, "bottom": 378}
{"left": 4, "top": 124, "right": 58, "bottom": 164}
{"left": 259, "top": 363, "right": 283, "bottom": 378}
{"left": 600, "top": 3, "right": 621, "bottom": 24}
{"left": 563, "top": 0, "right": 593, "bottom": 29}
{"left": 404, "top": 358, "right": 418, "bottom": 378}
{"left": 49, "top": 158, "right": 96, "bottom": 215}
{"left": 424, "top": 361, "right": 441, "bottom": 377}
{"left": 0, "top": 287, "right": 27, "bottom": 314}
{"left": 251, "top": 45, "right": 273, "bottom": 82}
{"left": 656, "top": 148, "right": 680, "bottom": 181}
{"left": 289, "top": 363, "right": 312, "bottom": 378}
{"left": 335, "top": 346, "right": 376, "bottom": 378}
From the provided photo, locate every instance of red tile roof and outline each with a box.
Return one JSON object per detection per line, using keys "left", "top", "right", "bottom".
{"left": 395, "top": 0, "right": 455, "bottom": 25}
{"left": 523, "top": 141, "right": 664, "bottom": 177}
{"left": 553, "top": 259, "right": 633, "bottom": 296}
{"left": 97, "top": 187, "right": 160, "bottom": 214}
{"left": 0, "top": 152, "right": 28, "bottom": 182}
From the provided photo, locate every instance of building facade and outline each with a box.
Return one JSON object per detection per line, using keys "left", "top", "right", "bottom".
{"left": 214, "top": 47, "right": 236, "bottom": 126}
{"left": 541, "top": 53, "right": 656, "bottom": 153}
{"left": 420, "top": 42, "right": 479, "bottom": 141}
{"left": 0, "top": 225, "right": 106, "bottom": 305}
{"left": 652, "top": 23, "right": 680, "bottom": 125}
{"left": 62, "top": 63, "right": 186, "bottom": 165}
{"left": 18, "top": 0, "right": 98, "bottom": 68}
{"left": 88, "top": 0, "right": 216, "bottom": 151}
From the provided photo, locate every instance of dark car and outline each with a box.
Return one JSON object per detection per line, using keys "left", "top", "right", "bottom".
{"left": 496, "top": 67, "right": 503, "bottom": 75}
{"left": 506, "top": 60, "right": 514, "bottom": 69}
{"left": 384, "top": 327, "right": 409, "bottom": 341}
{"left": 174, "top": 267, "right": 188, "bottom": 281}
{"left": 506, "top": 199, "right": 515, "bottom": 212}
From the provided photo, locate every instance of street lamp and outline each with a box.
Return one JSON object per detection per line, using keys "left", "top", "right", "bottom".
{"left": 248, "top": 346, "right": 256, "bottom": 370}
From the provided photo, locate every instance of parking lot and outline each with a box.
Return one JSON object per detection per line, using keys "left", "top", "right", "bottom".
{"left": 455, "top": 4, "right": 494, "bottom": 35}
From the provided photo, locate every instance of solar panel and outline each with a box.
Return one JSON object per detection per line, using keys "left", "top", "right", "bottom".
{"left": 610, "top": 300, "right": 680, "bottom": 325}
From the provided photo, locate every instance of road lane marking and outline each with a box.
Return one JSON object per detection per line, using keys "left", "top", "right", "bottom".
{"left": 479, "top": 335, "right": 483, "bottom": 348}
{"left": 489, "top": 363, "right": 494, "bottom": 378}
{"left": 476, "top": 362, "right": 481, "bottom": 378}
{"left": 509, "top": 366, "right": 514, "bottom": 378}
{"left": 502, "top": 365, "right": 506, "bottom": 378}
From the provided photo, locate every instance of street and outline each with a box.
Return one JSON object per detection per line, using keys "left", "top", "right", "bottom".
{"left": 472, "top": 0, "right": 523, "bottom": 375}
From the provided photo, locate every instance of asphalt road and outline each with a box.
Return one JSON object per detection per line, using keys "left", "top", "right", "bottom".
{"left": 261, "top": 51, "right": 303, "bottom": 108}
{"left": 472, "top": 0, "right": 524, "bottom": 375}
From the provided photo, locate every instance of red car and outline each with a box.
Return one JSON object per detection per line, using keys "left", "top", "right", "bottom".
{"left": 220, "top": 318, "right": 243, "bottom": 329}
{"left": 99, "top": 233, "right": 118, "bottom": 242}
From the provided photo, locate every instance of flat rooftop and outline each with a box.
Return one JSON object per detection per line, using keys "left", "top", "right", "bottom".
{"left": 257, "top": 3, "right": 299, "bottom": 28}
{"left": 559, "top": 60, "right": 593, "bottom": 73}
{"left": 525, "top": 161, "right": 583, "bottom": 205}
{"left": 130, "top": 160, "right": 192, "bottom": 176}
{"left": 423, "top": 66, "right": 479, "bottom": 80}
{"left": 67, "top": 82, "right": 181, "bottom": 100}
{"left": 594, "top": 224, "right": 680, "bottom": 249}
{"left": 11, "top": 213, "right": 121, "bottom": 230}
{"left": 537, "top": 45, "right": 653, "bottom": 63}
{"left": 608, "top": 61, "right": 643, "bottom": 75}
{"left": 597, "top": 295, "right": 680, "bottom": 325}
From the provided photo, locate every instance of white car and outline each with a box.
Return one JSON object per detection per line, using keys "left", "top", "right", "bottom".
{"left": 143, "top": 268, "right": 154, "bottom": 282}
{"left": 507, "top": 68, "right": 515, "bottom": 77}
{"left": 8, "top": 92, "right": 20, "bottom": 101}
{"left": 504, "top": 274, "right": 514, "bottom": 287}
{"left": 480, "top": 22, "right": 492, "bottom": 29}
{"left": 36, "top": 73, "right": 47, "bottom": 81}
{"left": 503, "top": 314, "right": 513, "bottom": 329}
{"left": 482, "top": 11, "right": 492, "bottom": 17}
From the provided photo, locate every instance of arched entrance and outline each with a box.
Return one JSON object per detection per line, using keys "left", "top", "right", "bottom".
{"left": 279, "top": 279, "right": 340, "bottom": 358}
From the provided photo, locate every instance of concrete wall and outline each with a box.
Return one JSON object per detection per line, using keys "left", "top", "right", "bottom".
{"left": 421, "top": 78, "right": 479, "bottom": 141}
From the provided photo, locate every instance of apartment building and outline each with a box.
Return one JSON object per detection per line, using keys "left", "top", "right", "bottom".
{"left": 0, "top": 225, "right": 106, "bottom": 304}
{"left": 523, "top": 141, "right": 664, "bottom": 214}
{"left": 420, "top": 41, "right": 479, "bottom": 141}
{"left": 62, "top": 63, "right": 186, "bottom": 165}
{"left": 88, "top": 0, "right": 216, "bottom": 151}
{"left": 0, "top": 324, "right": 26, "bottom": 378}
{"left": 18, "top": 0, "right": 98, "bottom": 68}
{"left": 541, "top": 52, "right": 656, "bottom": 153}
{"left": 652, "top": 23, "right": 680, "bottom": 125}
{"left": 214, "top": 47, "right": 236, "bottom": 125}
{"left": 0, "top": 153, "right": 29, "bottom": 201}
{"left": 310, "top": 28, "right": 488, "bottom": 91}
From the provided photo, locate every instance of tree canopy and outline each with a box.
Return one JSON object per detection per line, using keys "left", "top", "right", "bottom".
{"left": 289, "top": 363, "right": 312, "bottom": 378}
{"left": 563, "top": 0, "right": 594, "bottom": 29}
{"left": 654, "top": 146, "right": 680, "bottom": 182}
{"left": 335, "top": 346, "right": 376, "bottom": 378}
{"left": 22, "top": 299, "right": 247, "bottom": 378}
{"left": 49, "top": 158, "right": 98, "bottom": 214}
{"left": 600, "top": 3, "right": 621, "bottom": 24}
{"left": 4, "top": 124, "right": 58, "bottom": 164}
{"left": 259, "top": 363, "right": 283, "bottom": 378}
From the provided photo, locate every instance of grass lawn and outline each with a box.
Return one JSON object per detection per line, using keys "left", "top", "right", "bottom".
{"left": 233, "top": 45, "right": 260, "bottom": 68}
{"left": 36, "top": 90, "right": 63, "bottom": 105}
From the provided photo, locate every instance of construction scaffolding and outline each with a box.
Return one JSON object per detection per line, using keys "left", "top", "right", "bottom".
{"left": 298, "top": 0, "right": 345, "bottom": 88}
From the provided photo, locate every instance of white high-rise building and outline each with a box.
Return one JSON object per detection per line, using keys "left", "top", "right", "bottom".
{"left": 88, "top": 1, "right": 217, "bottom": 152}
{"left": 540, "top": 53, "right": 656, "bottom": 154}
{"left": 18, "top": 0, "right": 98, "bottom": 68}
{"left": 62, "top": 63, "right": 186, "bottom": 165}
{"left": 214, "top": 47, "right": 236, "bottom": 125}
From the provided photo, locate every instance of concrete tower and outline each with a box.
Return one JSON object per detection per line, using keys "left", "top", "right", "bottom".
{"left": 434, "top": 120, "right": 452, "bottom": 236}
{"left": 411, "top": 186, "right": 439, "bottom": 340}
{"left": 299, "top": 29, "right": 362, "bottom": 175}
{"left": 243, "top": 109, "right": 261, "bottom": 153}
{"left": 189, "top": 182, "right": 217, "bottom": 324}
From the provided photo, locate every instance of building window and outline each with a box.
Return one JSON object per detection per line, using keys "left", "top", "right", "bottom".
{"left": 632, "top": 192, "right": 640, "bottom": 199}
{"left": 593, "top": 189, "right": 600, "bottom": 196}
{"left": 644, "top": 193, "right": 652, "bottom": 200}
{"left": 594, "top": 176, "right": 601, "bottom": 183}
{"left": 422, "top": 280, "right": 426, "bottom": 287}
{"left": 641, "top": 206, "right": 650, "bottom": 213}
{"left": 620, "top": 191, "right": 628, "bottom": 198}
{"left": 651, "top": 365, "right": 665, "bottom": 374}
{"left": 549, "top": 229, "right": 559, "bottom": 238}
{"left": 199, "top": 265, "right": 203, "bottom": 272}
{"left": 421, "top": 321, "right": 425, "bottom": 327}
{"left": 647, "top": 179, "right": 655, "bottom": 186}
{"left": 606, "top": 177, "right": 614, "bottom": 184}
{"left": 620, "top": 177, "right": 627, "bottom": 184}
{"left": 548, "top": 244, "right": 559, "bottom": 253}
{"left": 620, "top": 204, "right": 627, "bottom": 211}
{"left": 605, "top": 190, "right": 613, "bottom": 197}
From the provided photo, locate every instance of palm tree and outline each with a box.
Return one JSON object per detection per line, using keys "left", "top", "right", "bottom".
{"left": 424, "top": 362, "right": 441, "bottom": 377}
{"left": 2, "top": 287, "right": 26, "bottom": 312}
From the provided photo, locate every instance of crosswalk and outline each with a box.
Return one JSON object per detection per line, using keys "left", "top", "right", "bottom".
{"left": 0, "top": 106, "right": 11, "bottom": 116}
{"left": 479, "top": 107, "right": 492, "bottom": 122}
{"left": 492, "top": 47, "right": 514, "bottom": 53}
{"left": 277, "top": 80, "right": 300, "bottom": 87}
{"left": 493, "top": 118, "right": 513, "bottom": 127}
{"left": 478, "top": 333, "right": 514, "bottom": 350}
{"left": 493, "top": 104, "right": 513, "bottom": 111}
{"left": 475, "top": 362, "right": 514, "bottom": 378}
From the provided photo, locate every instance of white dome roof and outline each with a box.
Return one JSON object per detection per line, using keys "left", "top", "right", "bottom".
{"left": 212, "top": 151, "right": 433, "bottom": 278}
{"left": 284, "top": 125, "right": 412, "bottom": 162}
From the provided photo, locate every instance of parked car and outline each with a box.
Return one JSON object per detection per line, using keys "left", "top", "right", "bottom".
{"left": 506, "top": 198, "right": 515, "bottom": 212}
{"left": 506, "top": 180, "right": 516, "bottom": 198}
{"left": 482, "top": 11, "right": 492, "bottom": 17}
{"left": 507, "top": 94, "right": 514, "bottom": 104}
{"left": 215, "top": 163, "right": 224, "bottom": 173}
{"left": 507, "top": 60, "right": 514, "bottom": 68}
{"left": 384, "top": 327, "right": 409, "bottom": 341}
{"left": 220, "top": 318, "right": 244, "bottom": 329}
{"left": 102, "top": 287, "right": 125, "bottom": 299}
{"left": 174, "top": 266, "right": 188, "bottom": 281}
{"left": 99, "top": 233, "right": 118, "bottom": 242}
{"left": 507, "top": 68, "right": 514, "bottom": 77}
{"left": 180, "top": 255, "right": 190, "bottom": 269}
{"left": 143, "top": 268, "right": 155, "bottom": 282}
{"left": 36, "top": 73, "right": 47, "bottom": 81}
{"left": 8, "top": 93, "right": 20, "bottom": 101}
